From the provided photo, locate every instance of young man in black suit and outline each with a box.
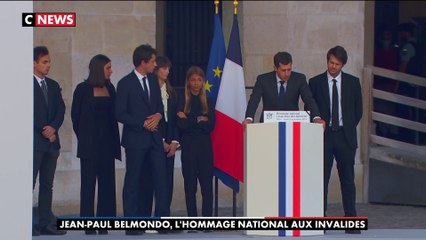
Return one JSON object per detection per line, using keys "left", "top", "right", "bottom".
{"left": 309, "top": 46, "right": 362, "bottom": 234}
{"left": 33, "top": 46, "right": 66, "bottom": 236}
{"left": 243, "top": 51, "right": 325, "bottom": 127}
{"left": 115, "top": 44, "right": 169, "bottom": 235}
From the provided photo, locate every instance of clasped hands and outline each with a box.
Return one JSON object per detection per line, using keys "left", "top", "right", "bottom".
{"left": 143, "top": 113, "right": 162, "bottom": 132}
{"left": 163, "top": 141, "right": 178, "bottom": 157}
{"left": 42, "top": 125, "right": 56, "bottom": 142}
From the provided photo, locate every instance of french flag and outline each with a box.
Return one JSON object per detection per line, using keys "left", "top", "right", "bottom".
{"left": 211, "top": 14, "right": 246, "bottom": 183}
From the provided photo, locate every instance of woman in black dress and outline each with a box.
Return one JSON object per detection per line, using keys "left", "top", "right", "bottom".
{"left": 71, "top": 54, "right": 121, "bottom": 235}
{"left": 177, "top": 66, "right": 215, "bottom": 218}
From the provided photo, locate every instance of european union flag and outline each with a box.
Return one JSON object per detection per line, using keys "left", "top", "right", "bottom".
{"left": 205, "top": 13, "right": 225, "bottom": 104}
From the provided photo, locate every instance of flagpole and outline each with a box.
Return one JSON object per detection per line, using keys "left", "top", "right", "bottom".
{"left": 214, "top": 176, "right": 218, "bottom": 216}
{"left": 232, "top": 0, "right": 238, "bottom": 217}
{"left": 214, "top": 0, "right": 220, "bottom": 218}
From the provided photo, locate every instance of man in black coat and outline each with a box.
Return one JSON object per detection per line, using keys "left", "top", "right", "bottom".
{"left": 115, "top": 44, "right": 168, "bottom": 235}
{"left": 33, "top": 46, "right": 66, "bottom": 236}
{"left": 309, "top": 46, "right": 362, "bottom": 234}
{"left": 243, "top": 51, "right": 325, "bottom": 126}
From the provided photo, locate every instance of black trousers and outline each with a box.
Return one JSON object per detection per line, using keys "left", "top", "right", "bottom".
{"left": 33, "top": 146, "right": 59, "bottom": 228}
{"left": 139, "top": 152, "right": 175, "bottom": 216}
{"left": 324, "top": 128, "right": 357, "bottom": 217}
{"left": 181, "top": 135, "right": 213, "bottom": 217}
{"left": 123, "top": 145, "right": 169, "bottom": 217}
{"left": 80, "top": 155, "right": 116, "bottom": 217}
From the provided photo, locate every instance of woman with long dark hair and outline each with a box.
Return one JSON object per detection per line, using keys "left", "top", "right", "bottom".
{"left": 71, "top": 54, "right": 121, "bottom": 235}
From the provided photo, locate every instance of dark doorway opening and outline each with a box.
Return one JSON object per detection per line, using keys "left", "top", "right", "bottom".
{"left": 165, "top": 1, "right": 222, "bottom": 88}
{"left": 370, "top": 1, "right": 426, "bottom": 207}
{"left": 374, "top": 1, "right": 426, "bottom": 77}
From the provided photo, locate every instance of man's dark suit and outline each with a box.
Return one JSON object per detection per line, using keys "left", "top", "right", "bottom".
{"left": 140, "top": 92, "right": 180, "bottom": 216}
{"left": 33, "top": 77, "right": 65, "bottom": 228}
{"left": 115, "top": 71, "right": 169, "bottom": 217}
{"left": 309, "top": 71, "right": 362, "bottom": 217}
{"left": 245, "top": 71, "right": 320, "bottom": 122}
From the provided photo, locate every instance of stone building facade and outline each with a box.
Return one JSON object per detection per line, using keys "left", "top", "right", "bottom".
{"left": 33, "top": 1, "right": 370, "bottom": 216}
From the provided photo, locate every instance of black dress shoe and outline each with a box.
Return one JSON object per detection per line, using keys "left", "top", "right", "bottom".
{"left": 32, "top": 226, "right": 40, "bottom": 236}
{"left": 125, "top": 230, "right": 144, "bottom": 235}
{"left": 345, "top": 229, "right": 361, "bottom": 234}
{"left": 85, "top": 230, "right": 97, "bottom": 235}
{"left": 40, "top": 225, "right": 67, "bottom": 235}
{"left": 98, "top": 230, "right": 108, "bottom": 235}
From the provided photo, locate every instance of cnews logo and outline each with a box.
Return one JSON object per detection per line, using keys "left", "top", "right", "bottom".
{"left": 22, "top": 13, "right": 76, "bottom": 27}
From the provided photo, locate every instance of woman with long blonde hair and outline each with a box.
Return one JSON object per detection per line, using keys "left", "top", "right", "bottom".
{"left": 177, "top": 66, "right": 215, "bottom": 220}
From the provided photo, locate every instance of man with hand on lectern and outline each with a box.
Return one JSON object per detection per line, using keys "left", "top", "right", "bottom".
{"left": 242, "top": 51, "right": 325, "bottom": 128}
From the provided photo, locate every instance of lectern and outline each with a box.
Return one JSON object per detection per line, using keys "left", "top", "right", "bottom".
{"left": 244, "top": 122, "right": 324, "bottom": 236}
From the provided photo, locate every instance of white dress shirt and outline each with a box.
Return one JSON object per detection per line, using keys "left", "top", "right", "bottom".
{"left": 34, "top": 74, "right": 46, "bottom": 88}
{"left": 134, "top": 69, "right": 150, "bottom": 98}
{"left": 275, "top": 73, "right": 287, "bottom": 95}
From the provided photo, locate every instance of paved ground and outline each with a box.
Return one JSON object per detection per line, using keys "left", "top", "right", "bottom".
{"left": 328, "top": 202, "right": 426, "bottom": 229}
{"left": 33, "top": 203, "right": 426, "bottom": 239}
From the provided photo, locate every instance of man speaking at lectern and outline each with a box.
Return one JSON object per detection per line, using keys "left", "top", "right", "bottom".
{"left": 242, "top": 51, "right": 325, "bottom": 127}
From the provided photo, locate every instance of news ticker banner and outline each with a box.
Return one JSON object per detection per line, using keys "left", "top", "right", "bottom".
{"left": 57, "top": 217, "right": 368, "bottom": 231}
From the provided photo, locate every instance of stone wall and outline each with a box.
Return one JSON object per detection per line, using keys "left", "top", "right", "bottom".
{"left": 242, "top": 1, "right": 365, "bottom": 87}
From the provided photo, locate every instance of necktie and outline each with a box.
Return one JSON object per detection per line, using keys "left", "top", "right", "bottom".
{"left": 142, "top": 77, "right": 149, "bottom": 102}
{"left": 331, "top": 79, "right": 339, "bottom": 131}
{"left": 41, "top": 79, "right": 48, "bottom": 103}
{"left": 278, "top": 80, "right": 286, "bottom": 108}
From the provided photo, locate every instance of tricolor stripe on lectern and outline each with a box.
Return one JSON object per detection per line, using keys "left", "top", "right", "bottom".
{"left": 276, "top": 122, "right": 322, "bottom": 236}
{"left": 245, "top": 122, "right": 323, "bottom": 237}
